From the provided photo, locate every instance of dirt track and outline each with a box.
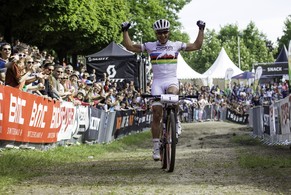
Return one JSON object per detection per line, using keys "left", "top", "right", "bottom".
{"left": 8, "top": 121, "right": 291, "bottom": 195}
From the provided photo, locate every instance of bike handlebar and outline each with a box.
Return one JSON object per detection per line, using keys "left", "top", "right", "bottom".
{"left": 141, "top": 94, "right": 198, "bottom": 99}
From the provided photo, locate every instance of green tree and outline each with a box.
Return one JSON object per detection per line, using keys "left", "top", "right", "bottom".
{"left": 183, "top": 22, "right": 275, "bottom": 74}
{"left": 126, "top": 0, "right": 191, "bottom": 44}
{"left": 241, "top": 22, "right": 274, "bottom": 68}
{"left": 0, "top": 0, "right": 191, "bottom": 63}
{"left": 218, "top": 24, "right": 243, "bottom": 69}
{"left": 218, "top": 22, "right": 274, "bottom": 71}
{"left": 277, "top": 15, "right": 291, "bottom": 53}
{"left": 182, "top": 29, "right": 221, "bottom": 73}
{"left": 0, "top": 0, "right": 130, "bottom": 61}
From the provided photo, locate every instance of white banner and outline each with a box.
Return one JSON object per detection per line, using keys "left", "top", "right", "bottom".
{"left": 77, "top": 105, "right": 90, "bottom": 133}
{"left": 57, "top": 101, "right": 78, "bottom": 141}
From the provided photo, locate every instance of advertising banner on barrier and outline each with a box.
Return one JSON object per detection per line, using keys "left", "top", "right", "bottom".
{"left": 136, "top": 110, "right": 147, "bottom": 129}
{"left": 114, "top": 110, "right": 134, "bottom": 138}
{"left": 279, "top": 96, "right": 289, "bottom": 134}
{"left": 113, "top": 109, "right": 151, "bottom": 139}
{"left": 84, "top": 107, "right": 102, "bottom": 141}
{"left": 112, "top": 111, "right": 120, "bottom": 139}
{"left": 226, "top": 108, "right": 248, "bottom": 124}
{"left": 0, "top": 85, "right": 61, "bottom": 143}
{"left": 57, "top": 101, "right": 78, "bottom": 141}
{"left": 77, "top": 105, "right": 89, "bottom": 133}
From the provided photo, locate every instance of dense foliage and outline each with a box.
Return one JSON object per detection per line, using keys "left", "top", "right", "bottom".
{"left": 183, "top": 22, "right": 275, "bottom": 73}
{"left": 277, "top": 15, "right": 291, "bottom": 52}
{"left": 0, "top": 0, "right": 290, "bottom": 72}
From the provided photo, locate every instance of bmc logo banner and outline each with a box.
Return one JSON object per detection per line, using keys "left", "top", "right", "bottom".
{"left": 0, "top": 85, "right": 61, "bottom": 143}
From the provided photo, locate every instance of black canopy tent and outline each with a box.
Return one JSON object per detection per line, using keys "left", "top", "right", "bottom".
{"left": 254, "top": 46, "right": 288, "bottom": 81}
{"left": 86, "top": 42, "right": 143, "bottom": 89}
{"left": 275, "top": 45, "right": 288, "bottom": 63}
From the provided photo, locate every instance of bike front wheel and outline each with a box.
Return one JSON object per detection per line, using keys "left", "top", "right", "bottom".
{"left": 163, "top": 110, "right": 177, "bottom": 172}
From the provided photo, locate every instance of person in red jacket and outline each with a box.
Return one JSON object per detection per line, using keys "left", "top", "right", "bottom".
{"left": 74, "top": 90, "right": 98, "bottom": 106}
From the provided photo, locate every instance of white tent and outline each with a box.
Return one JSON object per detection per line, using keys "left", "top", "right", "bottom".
{"left": 177, "top": 53, "right": 204, "bottom": 79}
{"left": 202, "top": 47, "right": 243, "bottom": 78}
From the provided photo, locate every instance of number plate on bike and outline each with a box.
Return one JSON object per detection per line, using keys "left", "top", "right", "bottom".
{"left": 160, "top": 94, "right": 179, "bottom": 103}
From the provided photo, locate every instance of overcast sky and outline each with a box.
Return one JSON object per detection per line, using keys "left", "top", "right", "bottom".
{"left": 178, "top": 0, "right": 290, "bottom": 45}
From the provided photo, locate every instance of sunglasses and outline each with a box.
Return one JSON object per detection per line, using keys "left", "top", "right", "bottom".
{"left": 27, "top": 61, "right": 34, "bottom": 64}
{"left": 157, "top": 31, "right": 169, "bottom": 35}
{"left": 19, "top": 54, "right": 26, "bottom": 58}
{"left": 2, "top": 48, "right": 11, "bottom": 51}
{"left": 61, "top": 77, "right": 68, "bottom": 80}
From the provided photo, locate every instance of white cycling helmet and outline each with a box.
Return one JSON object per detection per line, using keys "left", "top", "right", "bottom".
{"left": 153, "top": 19, "right": 170, "bottom": 31}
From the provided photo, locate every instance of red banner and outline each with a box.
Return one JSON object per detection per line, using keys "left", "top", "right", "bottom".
{"left": 0, "top": 85, "right": 61, "bottom": 143}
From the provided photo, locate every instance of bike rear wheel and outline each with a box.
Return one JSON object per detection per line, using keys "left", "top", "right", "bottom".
{"left": 163, "top": 110, "right": 177, "bottom": 172}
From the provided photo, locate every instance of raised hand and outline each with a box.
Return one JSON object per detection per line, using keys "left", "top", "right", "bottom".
{"left": 121, "top": 22, "right": 131, "bottom": 32}
{"left": 196, "top": 20, "right": 206, "bottom": 30}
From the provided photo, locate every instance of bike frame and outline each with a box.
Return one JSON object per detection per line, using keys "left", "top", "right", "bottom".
{"left": 142, "top": 94, "right": 198, "bottom": 172}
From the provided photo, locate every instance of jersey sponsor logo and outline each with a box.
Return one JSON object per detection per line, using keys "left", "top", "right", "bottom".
{"left": 156, "top": 50, "right": 176, "bottom": 60}
{"left": 156, "top": 45, "right": 174, "bottom": 51}
{"left": 151, "top": 45, "right": 177, "bottom": 60}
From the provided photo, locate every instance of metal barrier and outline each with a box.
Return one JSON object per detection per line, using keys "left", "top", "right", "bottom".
{"left": 249, "top": 95, "right": 291, "bottom": 146}
{"left": 6, "top": 81, "right": 287, "bottom": 149}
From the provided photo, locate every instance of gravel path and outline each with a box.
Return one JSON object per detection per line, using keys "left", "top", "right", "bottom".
{"left": 8, "top": 121, "right": 291, "bottom": 195}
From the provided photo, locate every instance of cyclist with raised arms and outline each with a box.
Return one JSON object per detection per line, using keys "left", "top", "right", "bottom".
{"left": 121, "top": 19, "right": 205, "bottom": 161}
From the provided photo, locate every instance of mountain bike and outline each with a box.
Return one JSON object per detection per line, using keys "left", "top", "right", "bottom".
{"left": 142, "top": 94, "right": 197, "bottom": 172}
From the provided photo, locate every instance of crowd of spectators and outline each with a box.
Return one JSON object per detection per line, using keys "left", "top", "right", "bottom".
{"left": 178, "top": 79, "right": 289, "bottom": 122}
{"left": 0, "top": 38, "right": 289, "bottom": 120}
{"left": 0, "top": 39, "right": 150, "bottom": 112}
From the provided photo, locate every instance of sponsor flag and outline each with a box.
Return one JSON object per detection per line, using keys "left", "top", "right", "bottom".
{"left": 254, "top": 66, "right": 262, "bottom": 93}
{"left": 225, "top": 68, "right": 234, "bottom": 89}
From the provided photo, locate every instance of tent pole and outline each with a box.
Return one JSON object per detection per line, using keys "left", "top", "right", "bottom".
{"left": 238, "top": 35, "right": 241, "bottom": 69}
